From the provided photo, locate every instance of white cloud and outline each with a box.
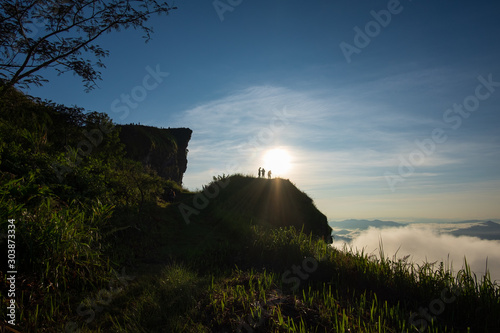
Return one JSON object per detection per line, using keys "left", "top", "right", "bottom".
{"left": 170, "top": 83, "right": 500, "bottom": 221}
{"left": 333, "top": 226, "right": 500, "bottom": 283}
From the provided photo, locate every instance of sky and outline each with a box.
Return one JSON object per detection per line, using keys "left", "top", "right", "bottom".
{"left": 21, "top": 0, "right": 500, "bottom": 222}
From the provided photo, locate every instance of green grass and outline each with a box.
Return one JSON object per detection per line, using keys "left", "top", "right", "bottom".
{"left": 53, "top": 219, "right": 500, "bottom": 332}
{"left": 2, "top": 173, "right": 500, "bottom": 332}
{"left": 1, "top": 91, "right": 499, "bottom": 333}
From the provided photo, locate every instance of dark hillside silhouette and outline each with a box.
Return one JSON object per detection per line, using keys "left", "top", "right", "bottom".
{"left": 208, "top": 175, "right": 332, "bottom": 242}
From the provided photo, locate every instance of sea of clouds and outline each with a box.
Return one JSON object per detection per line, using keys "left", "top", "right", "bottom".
{"left": 332, "top": 225, "right": 500, "bottom": 283}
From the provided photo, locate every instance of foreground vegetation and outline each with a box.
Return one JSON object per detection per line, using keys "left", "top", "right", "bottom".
{"left": 1, "top": 88, "right": 499, "bottom": 332}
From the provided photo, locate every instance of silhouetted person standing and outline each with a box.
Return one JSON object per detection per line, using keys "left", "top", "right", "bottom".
{"left": 258, "top": 167, "right": 261, "bottom": 178}
{"left": 261, "top": 168, "right": 265, "bottom": 178}
{"left": 268, "top": 170, "right": 272, "bottom": 179}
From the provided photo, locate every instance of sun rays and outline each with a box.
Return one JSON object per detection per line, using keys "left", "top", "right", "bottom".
{"left": 262, "top": 148, "right": 292, "bottom": 177}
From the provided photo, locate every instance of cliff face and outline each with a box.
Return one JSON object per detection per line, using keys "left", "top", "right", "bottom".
{"left": 118, "top": 125, "right": 192, "bottom": 184}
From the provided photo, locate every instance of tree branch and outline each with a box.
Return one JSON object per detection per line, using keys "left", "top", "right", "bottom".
{"left": 0, "top": 0, "right": 176, "bottom": 92}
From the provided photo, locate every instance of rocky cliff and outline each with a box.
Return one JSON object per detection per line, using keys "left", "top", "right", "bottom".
{"left": 118, "top": 124, "right": 192, "bottom": 184}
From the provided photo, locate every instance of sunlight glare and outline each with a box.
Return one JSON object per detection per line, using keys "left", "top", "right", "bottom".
{"left": 262, "top": 148, "right": 292, "bottom": 176}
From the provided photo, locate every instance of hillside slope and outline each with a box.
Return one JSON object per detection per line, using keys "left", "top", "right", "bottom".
{"left": 201, "top": 175, "right": 333, "bottom": 242}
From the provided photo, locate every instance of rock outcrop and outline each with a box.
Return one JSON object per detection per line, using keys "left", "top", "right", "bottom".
{"left": 118, "top": 124, "right": 192, "bottom": 184}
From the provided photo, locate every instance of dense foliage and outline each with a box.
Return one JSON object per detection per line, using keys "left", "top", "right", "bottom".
{"left": 0, "top": 87, "right": 180, "bottom": 330}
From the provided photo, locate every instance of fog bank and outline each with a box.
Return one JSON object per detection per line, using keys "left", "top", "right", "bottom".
{"left": 332, "top": 226, "right": 500, "bottom": 283}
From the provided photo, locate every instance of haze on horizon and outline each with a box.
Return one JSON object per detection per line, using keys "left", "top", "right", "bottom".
{"left": 24, "top": 1, "right": 500, "bottom": 222}
{"left": 330, "top": 221, "right": 500, "bottom": 283}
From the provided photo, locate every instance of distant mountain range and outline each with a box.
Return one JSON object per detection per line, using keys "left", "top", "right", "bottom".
{"left": 329, "top": 219, "right": 407, "bottom": 230}
{"left": 449, "top": 221, "right": 500, "bottom": 241}
{"left": 329, "top": 219, "right": 500, "bottom": 242}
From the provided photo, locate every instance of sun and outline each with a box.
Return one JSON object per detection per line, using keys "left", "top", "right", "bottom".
{"left": 262, "top": 148, "right": 292, "bottom": 176}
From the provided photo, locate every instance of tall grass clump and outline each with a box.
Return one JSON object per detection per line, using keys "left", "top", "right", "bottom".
{"left": 0, "top": 174, "right": 117, "bottom": 330}
{"left": 66, "top": 263, "right": 207, "bottom": 333}
{"left": 18, "top": 198, "right": 114, "bottom": 290}
{"left": 246, "top": 226, "right": 320, "bottom": 271}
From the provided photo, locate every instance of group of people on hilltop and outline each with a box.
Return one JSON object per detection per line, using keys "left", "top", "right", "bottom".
{"left": 258, "top": 167, "right": 272, "bottom": 179}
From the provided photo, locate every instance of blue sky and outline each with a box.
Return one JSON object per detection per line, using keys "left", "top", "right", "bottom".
{"left": 23, "top": 0, "right": 500, "bottom": 222}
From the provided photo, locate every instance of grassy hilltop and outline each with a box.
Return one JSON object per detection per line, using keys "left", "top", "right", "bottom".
{"left": 1, "top": 88, "right": 500, "bottom": 332}
{"left": 188, "top": 175, "right": 333, "bottom": 242}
